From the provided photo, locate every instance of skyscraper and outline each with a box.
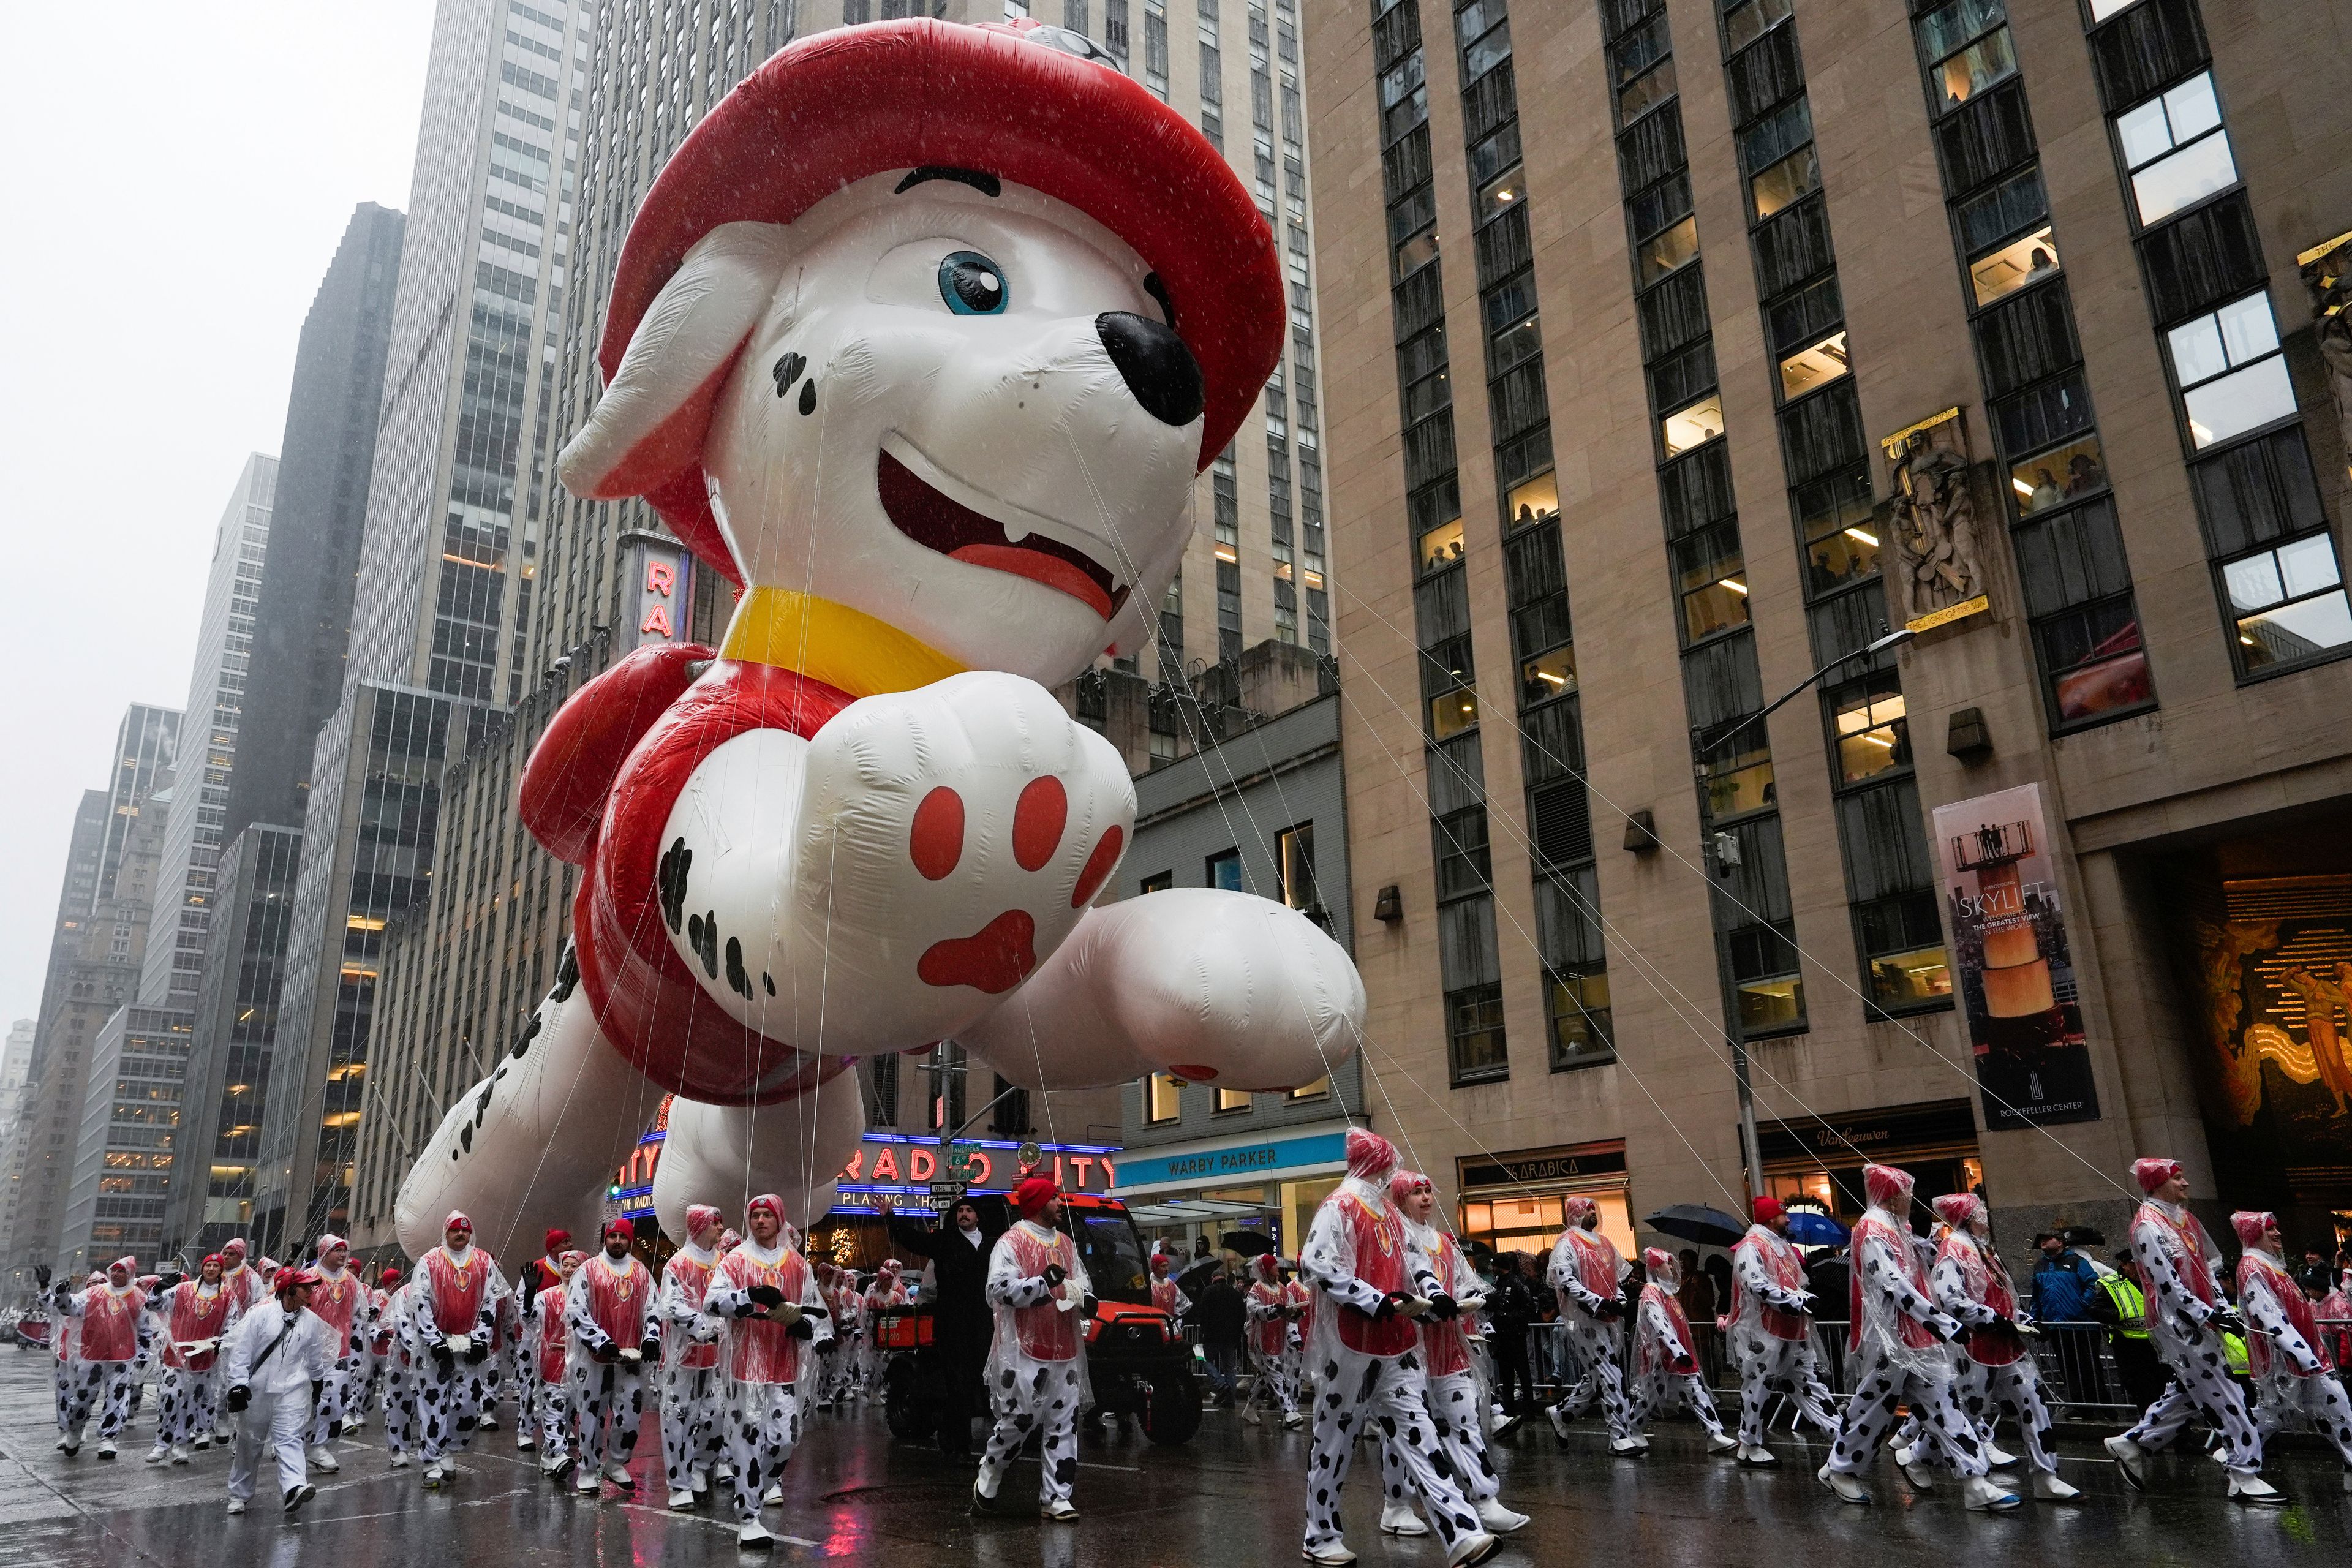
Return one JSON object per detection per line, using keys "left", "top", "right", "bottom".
{"left": 1307, "top": 0, "right": 2352, "bottom": 1246}
{"left": 349, "top": 2, "right": 1333, "bottom": 1247}
{"left": 59, "top": 1005, "right": 194, "bottom": 1275}
{"left": 223, "top": 204, "right": 407, "bottom": 845}
{"left": 1, "top": 707, "right": 178, "bottom": 1284}
{"left": 253, "top": 0, "right": 592, "bottom": 1252}
{"left": 140, "top": 454, "right": 277, "bottom": 1009}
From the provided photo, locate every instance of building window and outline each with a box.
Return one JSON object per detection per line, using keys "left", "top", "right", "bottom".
{"left": 1638, "top": 215, "right": 1700, "bottom": 286}
{"left": 1918, "top": 1, "right": 2016, "bottom": 115}
{"left": 1207, "top": 848, "right": 1244, "bottom": 892}
{"left": 1547, "top": 967, "right": 1613, "bottom": 1069}
{"left": 2010, "top": 432, "right": 2107, "bottom": 514}
{"left": 2012, "top": 498, "right": 2154, "bottom": 725}
{"left": 1742, "top": 100, "right": 1819, "bottom": 221}
{"left": 1728, "top": 921, "right": 1805, "bottom": 1035}
{"left": 1661, "top": 393, "right": 1725, "bottom": 458}
{"left": 1140, "top": 870, "right": 1172, "bottom": 894}
{"left": 1970, "top": 226, "right": 2060, "bottom": 307}
{"left": 1777, "top": 331, "right": 1849, "bottom": 399}
{"left": 1828, "top": 673, "right": 1910, "bottom": 785}
{"left": 1147, "top": 1072, "right": 1183, "bottom": 1123}
{"left": 2166, "top": 291, "right": 2295, "bottom": 450}
{"left": 1856, "top": 890, "right": 1953, "bottom": 1015}
{"left": 1446, "top": 981, "right": 1509, "bottom": 1084}
{"left": 1795, "top": 468, "right": 1880, "bottom": 594}
{"left": 1724, "top": 0, "right": 1792, "bottom": 51}
{"left": 1277, "top": 823, "right": 1318, "bottom": 912}
{"left": 1216, "top": 1087, "right": 1252, "bottom": 1112}
{"left": 2114, "top": 72, "right": 2235, "bottom": 226}
{"left": 1289, "top": 1075, "right": 1330, "bottom": 1100}
{"left": 1674, "top": 521, "right": 1749, "bottom": 641}
{"left": 2223, "top": 535, "right": 2352, "bottom": 674}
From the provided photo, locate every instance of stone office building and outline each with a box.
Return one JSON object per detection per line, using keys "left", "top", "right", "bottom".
{"left": 1307, "top": 0, "right": 2352, "bottom": 1257}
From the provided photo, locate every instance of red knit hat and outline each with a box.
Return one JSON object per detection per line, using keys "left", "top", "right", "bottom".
{"left": 589, "top": 17, "right": 1283, "bottom": 586}
{"left": 603, "top": 1218, "right": 635, "bottom": 1244}
{"left": 1751, "top": 1196, "right": 1784, "bottom": 1224}
{"left": 1012, "top": 1176, "right": 1061, "bottom": 1218}
{"left": 545, "top": 1227, "right": 573, "bottom": 1253}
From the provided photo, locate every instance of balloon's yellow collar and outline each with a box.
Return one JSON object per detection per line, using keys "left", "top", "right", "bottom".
{"left": 719, "top": 586, "right": 965, "bottom": 699}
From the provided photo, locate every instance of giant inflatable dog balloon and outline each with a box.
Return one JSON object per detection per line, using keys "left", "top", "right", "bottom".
{"left": 394, "top": 18, "right": 1365, "bottom": 1261}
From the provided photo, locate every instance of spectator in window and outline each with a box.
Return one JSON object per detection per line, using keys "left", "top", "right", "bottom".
{"left": 2064, "top": 451, "right": 2106, "bottom": 496}
{"left": 2026, "top": 467, "right": 2062, "bottom": 513}
{"left": 2026, "top": 246, "right": 2056, "bottom": 279}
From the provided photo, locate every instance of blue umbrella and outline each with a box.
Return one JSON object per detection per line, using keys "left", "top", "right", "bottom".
{"left": 1784, "top": 1208, "right": 1847, "bottom": 1246}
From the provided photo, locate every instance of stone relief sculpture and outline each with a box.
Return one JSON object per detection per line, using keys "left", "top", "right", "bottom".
{"left": 2297, "top": 228, "right": 2352, "bottom": 470}
{"left": 1884, "top": 412, "right": 1988, "bottom": 628}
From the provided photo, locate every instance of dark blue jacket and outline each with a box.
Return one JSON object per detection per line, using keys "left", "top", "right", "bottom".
{"left": 2031, "top": 1250, "right": 2100, "bottom": 1321}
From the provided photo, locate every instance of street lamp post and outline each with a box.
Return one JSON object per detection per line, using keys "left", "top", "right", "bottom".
{"left": 1691, "top": 625, "right": 1916, "bottom": 1202}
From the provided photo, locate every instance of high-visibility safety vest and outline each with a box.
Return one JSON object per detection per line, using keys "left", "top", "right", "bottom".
{"left": 2097, "top": 1273, "right": 2148, "bottom": 1340}
{"left": 2222, "top": 1329, "right": 2249, "bottom": 1376}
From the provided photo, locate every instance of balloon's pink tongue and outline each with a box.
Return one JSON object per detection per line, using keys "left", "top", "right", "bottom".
{"left": 948, "top": 543, "right": 1114, "bottom": 619}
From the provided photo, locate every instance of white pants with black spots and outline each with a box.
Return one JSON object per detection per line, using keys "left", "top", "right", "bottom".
{"left": 382, "top": 1359, "right": 417, "bottom": 1457}
{"left": 306, "top": 1358, "right": 364, "bottom": 1448}
{"left": 511, "top": 1348, "right": 540, "bottom": 1447}
{"left": 661, "top": 1366, "right": 726, "bottom": 1490}
{"left": 1379, "top": 1368, "right": 1499, "bottom": 1507}
{"left": 1631, "top": 1368, "right": 1725, "bottom": 1439}
{"left": 158, "top": 1366, "right": 220, "bottom": 1449}
{"left": 724, "top": 1381, "right": 804, "bottom": 1523}
{"left": 1731, "top": 1332, "right": 1838, "bottom": 1448}
{"left": 416, "top": 1359, "right": 494, "bottom": 1462}
{"left": 568, "top": 1359, "right": 648, "bottom": 1471}
{"left": 55, "top": 1360, "right": 95, "bottom": 1435}
{"left": 228, "top": 1391, "right": 310, "bottom": 1503}
{"left": 1304, "top": 1350, "right": 1483, "bottom": 1557}
{"left": 534, "top": 1376, "right": 574, "bottom": 1463}
{"left": 1551, "top": 1319, "right": 1633, "bottom": 1441}
{"left": 1823, "top": 1351, "right": 1988, "bottom": 1479}
{"left": 66, "top": 1362, "right": 135, "bottom": 1441}
{"left": 1248, "top": 1344, "right": 1302, "bottom": 1417}
{"left": 979, "top": 1358, "right": 1083, "bottom": 1509}
{"left": 2122, "top": 1323, "right": 2261, "bottom": 1476}
{"left": 2252, "top": 1371, "right": 2352, "bottom": 1466}
{"left": 1950, "top": 1356, "right": 2057, "bottom": 1474}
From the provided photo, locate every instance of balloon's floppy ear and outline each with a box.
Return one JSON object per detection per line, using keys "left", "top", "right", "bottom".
{"left": 558, "top": 221, "right": 793, "bottom": 503}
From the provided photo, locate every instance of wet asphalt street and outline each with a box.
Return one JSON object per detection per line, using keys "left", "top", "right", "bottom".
{"left": 0, "top": 1352, "right": 2343, "bottom": 1566}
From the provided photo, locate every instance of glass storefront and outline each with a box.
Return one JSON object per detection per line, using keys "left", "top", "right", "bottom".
{"left": 1755, "top": 1100, "right": 1983, "bottom": 1224}
{"left": 1454, "top": 1141, "right": 1633, "bottom": 1263}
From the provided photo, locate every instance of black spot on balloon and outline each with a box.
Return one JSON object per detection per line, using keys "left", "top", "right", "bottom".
{"left": 797, "top": 380, "right": 817, "bottom": 417}
{"left": 725, "top": 937, "right": 754, "bottom": 1000}
{"left": 762, "top": 972, "right": 775, "bottom": 997}
{"left": 459, "top": 1124, "right": 472, "bottom": 1153}
{"left": 509, "top": 1011, "right": 541, "bottom": 1061}
{"left": 691, "top": 911, "right": 719, "bottom": 978}
{"left": 553, "top": 943, "right": 581, "bottom": 1001}
{"left": 772, "top": 352, "right": 805, "bottom": 397}
{"left": 658, "top": 838, "right": 692, "bottom": 933}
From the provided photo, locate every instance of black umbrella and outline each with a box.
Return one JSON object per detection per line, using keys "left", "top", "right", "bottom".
{"left": 1643, "top": 1203, "right": 1746, "bottom": 1248}
{"left": 1220, "top": 1230, "right": 1276, "bottom": 1258}
{"left": 1175, "top": 1256, "right": 1226, "bottom": 1299}
{"left": 2062, "top": 1224, "right": 2106, "bottom": 1248}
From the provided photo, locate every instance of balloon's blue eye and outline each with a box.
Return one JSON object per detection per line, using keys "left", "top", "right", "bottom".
{"left": 938, "top": 251, "right": 1008, "bottom": 315}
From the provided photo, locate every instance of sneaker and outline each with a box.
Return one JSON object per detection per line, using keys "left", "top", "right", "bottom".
{"left": 2228, "top": 1472, "right": 2290, "bottom": 1507}
{"left": 1243, "top": 1408, "right": 1262, "bottom": 1426}
{"left": 1707, "top": 1431, "right": 1740, "bottom": 1455}
{"left": 970, "top": 1480, "right": 1004, "bottom": 1517}
{"left": 1298, "top": 1546, "right": 1357, "bottom": 1567}
{"left": 284, "top": 1483, "right": 316, "bottom": 1515}
{"left": 1962, "top": 1476, "right": 2021, "bottom": 1512}
{"left": 170, "top": 1446, "right": 189, "bottom": 1465}
{"left": 517, "top": 1433, "right": 537, "bottom": 1452}
{"left": 1378, "top": 1501, "right": 1428, "bottom": 1537}
{"left": 194, "top": 1435, "right": 214, "bottom": 1450}
{"left": 1608, "top": 1437, "right": 1642, "bottom": 1456}
{"left": 737, "top": 1520, "right": 775, "bottom": 1550}
{"left": 1902, "top": 1461, "right": 1936, "bottom": 1491}
{"left": 689, "top": 1467, "right": 710, "bottom": 1493}
{"left": 1476, "top": 1499, "right": 1529, "bottom": 1532}
{"left": 477, "top": 1415, "right": 499, "bottom": 1431}
{"left": 145, "top": 1446, "right": 168, "bottom": 1464}
{"left": 1891, "top": 1441, "right": 1917, "bottom": 1467}
{"left": 1041, "top": 1498, "right": 1079, "bottom": 1521}
{"left": 2103, "top": 1435, "right": 2147, "bottom": 1492}
{"left": 605, "top": 1460, "right": 635, "bottom": 1487}
{"left": 1817, "top": 1463, "right": 1871, "bottom": 1505}
{"left": 59, "top": 1441, "right": 79, "bottom": 1458}
{"left": 390, "top": 1453, "right": 411, "bottom": 1469}
{"left": 1284, "top": 1411, "right": 1305, "bottom": 1430}
{"left": 668, "top": 1489, "right": 696, "bottom": 1509}
{"left": 1984, "top": 1442, "right": 2019, "bottom": 1469}
{"left": 1738, "top": 1444, "right": 1779, "bottom": 1468}
{"left": 309, "top": 1446, "right": 341, "bottom": 1474}
{"left": 96, "top": 1441, "right": 116, "bottom": 1460}
{"left": 1491, "top": 1413, "right": 1521, "bottom": 1438}
{"left": 1547, "top": 1403, "right": 1574, "bottom": 1447}
{"left": 423, "top": 1462, "right": 445, "bottom": 1487}
{"left": 2031, "top": 1470, "right": 2082, "bottom": 1501}
{"left": 762, "top": 1482, "right": 782, "bottom": 1505}
{"left": 1444, "top": 1531, "right": 1500, "bottom": 1567}
{"left": 226, "top": 1498, "right": 246, "bottom": 1516}
{"left": 576, "top": 1473, "right": 601, "bottom": 1496}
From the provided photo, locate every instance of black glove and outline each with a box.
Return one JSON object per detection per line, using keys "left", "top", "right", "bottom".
{"left": 816, "top": 1338, "right": 840, "bottom": 1356}
{"left": 639, "top": 1337, "right": 660, "bottom": 1359}
{"left": 1925, "top": 1316, "right": 1957, "bottom": 1344}
{"left": 746, "top": 1284, "right": 786, "bottom": 1310}
{"left": 34, "top": 1265, "right": 50, "bottom": 1289}
{"left": 594, "top": 1341, "right": 620, "bottom": 1363}
{"left": 734, "top": 1301, "right": 760, "bottom": 1319}
{"left": 431, "top": 1344, "right": 456, "bottom": 1373}
{"left": 156, "top": 1272, "right": 184, "bottom": 1294}
{"left": 464, "top": 1341, "right": 488, "bottom": 1364}
{"left": 786, "top": 1317, "right": 815, "bottom": 1340}
{"left": 1794, "top": 1293, "right": 1819, "bottom": 1316}
{"left": 1592, "top": 1298, "right": 1622, "bottom": 1321}
{"left": 1080, "top": 1295, "right": 1098, "bottom": 1316}
{"left": 1042, "top": 1264, "right": 1067, "bottom": 1288}
{"left": 1373, "top": 1292, "right": 1408, "bottom": 1321}
{"left": 225, "top": 1384, "right": 251, "bottom": 1414}
{"left": 2209, "top": 1310, "right": 2248, "bottom": 1339}
{"left": 1427, "top": 1293, "right": 1460, "bottom": 1322}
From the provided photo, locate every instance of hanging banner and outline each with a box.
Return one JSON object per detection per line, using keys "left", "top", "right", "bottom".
{"left": 1932, "top": 782, "right": 2101, "bottom": 1129}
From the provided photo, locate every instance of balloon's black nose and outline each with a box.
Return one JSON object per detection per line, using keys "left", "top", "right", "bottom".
{"left": 1096, "top": 311, "right": 1205, "bottom": 428}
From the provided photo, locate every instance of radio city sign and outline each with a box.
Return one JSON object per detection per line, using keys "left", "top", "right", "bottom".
{"left": 614, "top": 1115, "right": 1118, "bottom": 1203}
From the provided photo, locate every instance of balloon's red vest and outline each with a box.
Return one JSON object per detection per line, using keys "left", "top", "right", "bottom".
{"left": 519, "top": 645, "right": 857, "bottom": 1107}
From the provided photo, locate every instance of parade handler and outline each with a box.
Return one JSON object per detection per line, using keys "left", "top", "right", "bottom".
{"left": 703, "top": 1193, "right": 832, "bottom": 1550}
{"left": 221, "top": 1267, "right": 334, "bottom": 1517}
{"left": 1546, "top": 1194, "right": 1638, "bottom": 1455}
{"left": 2231, "top": 1210, "right": 2352, "bottom": 1490}
{"left": 1926, "top": 1193, "right": 2079, "bottom": 1501}
{"left": 406, "top": 1210, "right": 511, "bottom": 1487}
{"left": 565, "top": 1218, "right": 662, "bottom": 1495}
{"left": 1726, "top": 1197, "right": 1836, "bottom": 1466}
{"left": 51, "top": 1256, "right": 154, "bottom": 1458}
{"left": 144, "top": 1254, "right": 233, "bottom": 1465}
{"left": 971, "top": 1176, "right": 1094, "bottom": 1523}
{"left": 303, "top": 1235, "right": 373, "bottom": 1474}
{"left": 658, "top": 1204, "right": 729, "bottom": 1507}
{"left": 1393, "top": 1169, "right": 1529, "bottom": 1536}
{"left": 2103, "top": 1158, "right": 2285, "bottom": 1506}
{"left": 1629, "top": 1247, "right": 1738, "bottom": 1455}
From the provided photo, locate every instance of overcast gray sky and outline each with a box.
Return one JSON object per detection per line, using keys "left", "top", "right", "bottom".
{"left": 0, "top": 4, "right": 437, "bottom": 1027}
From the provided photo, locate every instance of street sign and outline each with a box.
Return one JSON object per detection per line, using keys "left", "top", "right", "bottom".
{"left": 944, "top": 1142, "right": 982, "bottom": 1182}
{"left": 928, "top": 1182, "right": 965, "bottom": 1200}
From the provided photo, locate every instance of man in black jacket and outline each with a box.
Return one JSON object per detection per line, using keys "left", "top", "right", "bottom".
{"left": 881, "top": 1196, "right": 995, "bottom": 1458}
{"left": 1485, "top": 1254, "right": 1540, "bottom": 1433}
{"left": 1195, "top": 1268, "right": 1247, "bottom": 1408}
